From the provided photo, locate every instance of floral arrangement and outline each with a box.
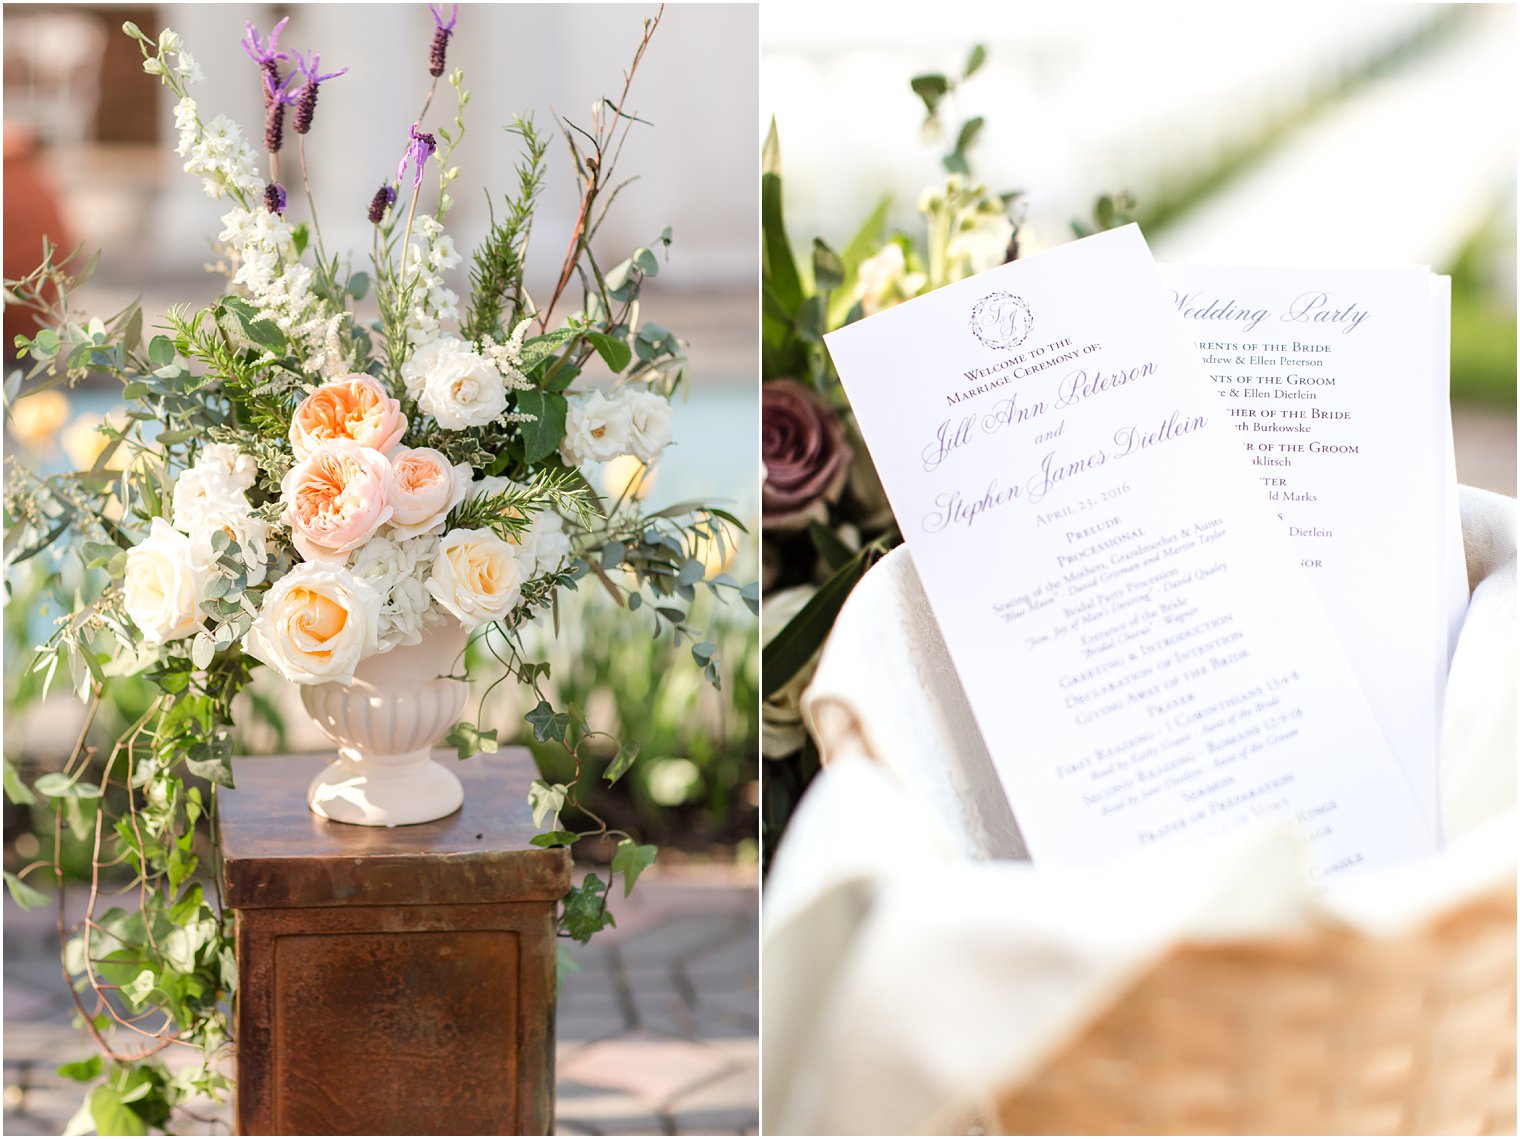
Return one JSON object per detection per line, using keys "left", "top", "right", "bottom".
{"left": 760, "top": 46, "right": 1132, "bottom": 857}
{"left": 3, "top": 7, "right": 751, "bottom": 1129}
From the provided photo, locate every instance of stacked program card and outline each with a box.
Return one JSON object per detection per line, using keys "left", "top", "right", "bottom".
{"left": 1160, "top": 264, "right": 1468, "bottom": 839}
{"left": 824, "top": 225, "right": 1444, "bottom": 878}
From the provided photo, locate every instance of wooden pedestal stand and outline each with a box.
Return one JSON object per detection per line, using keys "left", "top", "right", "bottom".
{"left": 221, "top": 749, "right": 570, "bottom": 1135}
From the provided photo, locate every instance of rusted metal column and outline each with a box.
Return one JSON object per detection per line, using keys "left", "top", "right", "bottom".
{"left": 221, "top": 749, "right": 570, "bottom": 1135}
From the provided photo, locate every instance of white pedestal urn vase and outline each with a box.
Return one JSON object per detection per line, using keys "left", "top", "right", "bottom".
{"left": 301, "top": 623, "right": 469, "bottom": 826}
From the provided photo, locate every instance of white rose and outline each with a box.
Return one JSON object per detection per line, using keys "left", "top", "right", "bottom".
{"left": 561, "top": 389, "right": 632, "bottom": 467}
{"left": 386, "top": 447, "right": 471, "bottom": 541}
{"left": 244, "top": 561, "right": 381, "bottom": 685}
{"left": 171, "top": 465, "right": 246, "bottom": 535}
{"left": 427, "top": 528, "right": 525, "bottom": 630}
{"left": 402, "top": 336, "right": 507, "bottom": 429}
{"left": 353, "top": 535, "right": 441, "bottom": 653}
{"left": 620, "top": 388, "right": 674, "bottom": 464}
{"left": 465, "top": 478, "right": 568, "bottom": 576}
{"left": 195, "top": 443, "right": 259, "bottom": 491}
{"left": 123, "top": 519, "right": 211, "bottom": 645}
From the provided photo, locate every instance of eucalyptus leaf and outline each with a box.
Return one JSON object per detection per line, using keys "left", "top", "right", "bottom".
{"left": 910, "top": 72, "right": 949, "bottom": 115}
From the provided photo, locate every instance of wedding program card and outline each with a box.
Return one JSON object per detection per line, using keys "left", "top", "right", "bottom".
{"left": 1159, "top": 264, "right": 1467, "bottom": 837}
{"left": 824, "top": 225, "right": 1437, "bottom": 878}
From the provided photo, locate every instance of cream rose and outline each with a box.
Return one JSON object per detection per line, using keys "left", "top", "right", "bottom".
{"left": 289, "top": 374, "right": 408, "bottom": 459}
{"left": 280, "top": 440, "right": 394, "bottom": 563}
{"left": 402, "top": 336, "right": 508, "bottom": 430}
{"left": 561, "top": 389, "right": 631, "bottom": 467}
{"left": 244, "top": 561, "right": 381, "bottom": 684}
{"left": 123, "top": 518, "right": 211, "bottom": 645}
{"left": 620, "top": 388, "right": 674, "bottom": 464}
{"left": 427, "top": 528, "right": 525, "bottom": 629}
{"left": 386, "top": 447, "right": 471, "bottom": 541}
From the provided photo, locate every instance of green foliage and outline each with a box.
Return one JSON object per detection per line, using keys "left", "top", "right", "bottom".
{"left": 910, "top": 43, "right": 990, "bottom": 173}
{"left": 1447, "top": 205, "right": 1517, "bottom": 408}
{"left": 1071, "top": 191, "right": 1138, "bottom": 240}
{"left": 560, "top": 872, "right": 615, "bottom": 943}
{"left": 461, "top": 115, "right": 550, "bottom": 343}
{"left": 511, "top": 564, "right": 759, "bottom": 851}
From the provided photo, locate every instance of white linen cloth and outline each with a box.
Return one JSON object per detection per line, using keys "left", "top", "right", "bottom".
{"left": 763, "top": 485, "right": 1516, "bottom": 1136}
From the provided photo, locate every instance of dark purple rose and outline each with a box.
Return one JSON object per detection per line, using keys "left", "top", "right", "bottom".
{"left": 762, "top": 378, "right": 852, "bottom": 531}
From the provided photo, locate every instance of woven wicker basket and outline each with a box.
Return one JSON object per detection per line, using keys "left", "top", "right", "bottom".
{"left": 797, "top": 488, "right": 1517, "bottom": 1135}
{"left": 988, "top": 874, "right": 1516, "bottom": 1136}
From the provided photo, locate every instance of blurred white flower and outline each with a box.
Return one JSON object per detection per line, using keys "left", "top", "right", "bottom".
{"left": 854, "top": 243, "right": 926, "bottom": 315}
{"left": 761, "top": 584, "right": 820, "bottom": 757}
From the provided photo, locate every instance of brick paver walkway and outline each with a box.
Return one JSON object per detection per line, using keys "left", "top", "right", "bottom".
{"left": 1, "top": 862, "right": 757, "bottom": 1136}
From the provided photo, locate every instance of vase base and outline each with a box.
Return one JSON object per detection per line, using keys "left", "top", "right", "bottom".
{"left": 307, "top": 757, "right": 464, "bottom": 827}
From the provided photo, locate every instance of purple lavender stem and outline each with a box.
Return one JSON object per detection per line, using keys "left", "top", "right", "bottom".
{"left": 368, "top": 183, "right": 398, "bottom": 224}
{"left": 428, "top": 4, "right": 458, "bottom": 76}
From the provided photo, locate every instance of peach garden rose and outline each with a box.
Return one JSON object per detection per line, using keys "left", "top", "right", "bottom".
{"left": 280, "top": 440, "right": 395, "bottom": 562}
{"left": 289, "top": 373, "right": 408, "bottom": 460}
{"left": 386, "top": 446, "right": 472, "bottom": 541}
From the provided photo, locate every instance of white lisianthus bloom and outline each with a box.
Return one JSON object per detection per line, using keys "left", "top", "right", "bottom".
{"left": 619, "top": 388, "right": 674, "bottom": 465}
{"left": 123, "top": 518, "right": 212, "bottom": 645}
{"left": 561, "top": 389, "right": 632, "bottom": 467}
{"left": 244, "top": 562, "right": 381, "bottom": 685}
{"left": 401, "top": 336, "right": 508, "bottom": 429}
{"left": 427, "top": 528, "right": 525, "bottom": 630}
{"left": 352, "top": 535, "right": 441, "bottom": 653}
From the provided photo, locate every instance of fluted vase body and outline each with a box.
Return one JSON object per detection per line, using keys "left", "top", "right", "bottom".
{"left": 301, "top": 624, "right": 468, "bottom": 826}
